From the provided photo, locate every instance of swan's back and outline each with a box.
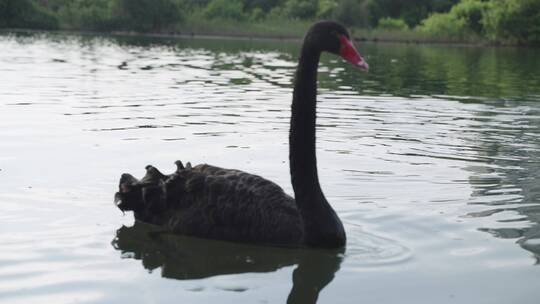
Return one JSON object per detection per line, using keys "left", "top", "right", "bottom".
{"left": 116, "top": 163, "right": 304, "bottom": 246}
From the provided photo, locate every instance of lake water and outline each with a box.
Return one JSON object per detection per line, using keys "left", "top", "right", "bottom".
{"left": 1, "top": 31, "right": 540, "bottom": 304}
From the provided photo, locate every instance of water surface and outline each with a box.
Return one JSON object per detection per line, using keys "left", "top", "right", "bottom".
{"left": 1, "top": 32, "right": 540, "bottom": 303}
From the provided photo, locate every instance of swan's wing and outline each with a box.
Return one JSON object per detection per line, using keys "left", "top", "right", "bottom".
{"left": 115, "top": 163, "right": 304, "bottom": 245}
{"left": 168, "top": 164, "right": 303, "bottom": 245}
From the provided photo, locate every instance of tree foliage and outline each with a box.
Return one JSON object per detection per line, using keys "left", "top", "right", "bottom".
{"left": 367, "top": 0, "right": 459, "bottom": 27}
{"left": 0, "top": 0, "right": 58, "bottom": 29}
{"left": 418, "top": 0, "right": 540, "bottom": 44}
{"left": 417, "top": 11, "right": 468, "bottom": 38}
{"left": 204, "top": 0, "right": 245, "bottom": 21}
{"left": 53, "top": 0, "right": 115, "bottom": 30}
{"left": 115, "top": 0, "right": 182, "bottom": 31}
{"left": 378, "top": 17, "right": 409, "bottom": 30}
{"left": 284, "top": 0, "right": 318, "bottom": 19}
{"left": 332, "top": 0, "right": 370, "bottom": 27}
{"left": 0, "top": 0, "right": 538, "bottom": 44}
{"left": 417, "top": 0, "right": 486, "bottom": 38}
{"left": 483, "top": 0, "right": 540, "bottom": 44}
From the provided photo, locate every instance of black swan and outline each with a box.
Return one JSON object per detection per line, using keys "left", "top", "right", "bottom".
{"left": 115, "top": 21, "right": 368, "bottom": 248}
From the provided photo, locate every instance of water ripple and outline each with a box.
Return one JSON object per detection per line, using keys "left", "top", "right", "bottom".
{"left": 2, "top": 31, "right": 540, "bottom": 303}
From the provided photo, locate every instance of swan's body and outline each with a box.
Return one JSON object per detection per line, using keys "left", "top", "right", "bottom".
{"left": 118, "top": 163, "right": 303, "bottom": 245}
{"left": 115, "top": 21, "right": 368, "bottom": 248}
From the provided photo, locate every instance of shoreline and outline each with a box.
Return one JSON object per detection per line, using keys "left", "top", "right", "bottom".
{"left": 0, "top": 27, "right": 528, "bottom": 49}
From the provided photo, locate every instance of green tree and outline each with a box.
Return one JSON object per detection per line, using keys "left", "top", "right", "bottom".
{"left": 317, "top": 0, "right": 338, "bottom": 18}
{"left": 284, "top": 0, "right": 318, "bottom": 19}
{"left": 0, "top": 0, "right": 58, "bottom": 29}
{"left": 115, "top": 0, "right": 182, "bottom": 31}
{"left": 483, "top": 0, "right": 540, "bottom": 44}
{"left": 203, "top": 0, "right": 245, "bottom": 21}
{"left": 417, "top": 11, "right": 467, "bottom": 38}
{"left": 367, "top": 0, "right": 459, "bottom": 27}
{"left": 417, "top": 0, "right": 487, "bottom": 37}
{"left": 378, "top": 17, "right": 409, "bottom": 30}
{"left": 332, "top": 0, "right": 369, "bottom": 27}
{"left": 451, "top": 0, "right": 486, "bottom": 34}
{"left": 243, "top": 0, "right": 284, "bottom": 12}
{"left": 52, "top": 0, "right": 115, "bottom": 30}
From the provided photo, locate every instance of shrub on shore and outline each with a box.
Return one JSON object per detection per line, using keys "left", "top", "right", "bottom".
{"left": 377, "top": 17, "right": 408, "bottom": 30}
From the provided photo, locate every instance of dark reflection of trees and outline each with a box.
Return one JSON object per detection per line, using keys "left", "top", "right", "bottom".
{"left": 8, "top": 31, "right": 540, "bottom": 101}
{"left": 464, "top": 104, "right": 540, "bottom": 264}
{"left": 112, "top": 221, "right": 343, "bottom": 303}
{"left": 319, "top": 43, "right": 540, "bottom": 101}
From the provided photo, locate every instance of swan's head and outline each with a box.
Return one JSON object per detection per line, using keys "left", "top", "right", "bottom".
{"left": 305, "top": 21, "right": 369, "bottom": 71}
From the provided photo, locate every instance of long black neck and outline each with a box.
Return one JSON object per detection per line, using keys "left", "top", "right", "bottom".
{"left": 289, "top": 40, "right": 346, "bottom": 248}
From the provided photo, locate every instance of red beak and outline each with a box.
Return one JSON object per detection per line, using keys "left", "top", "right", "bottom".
{"left": 339, "top": 35, "right": 369, "bottom": 71}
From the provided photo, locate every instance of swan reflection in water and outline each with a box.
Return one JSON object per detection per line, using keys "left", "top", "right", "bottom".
{"left": 112, "top": 221, "right": 343, "bottom": 303}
